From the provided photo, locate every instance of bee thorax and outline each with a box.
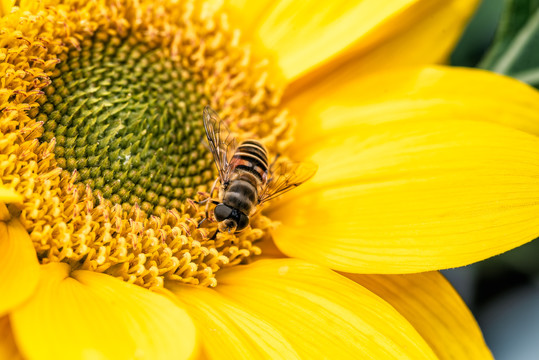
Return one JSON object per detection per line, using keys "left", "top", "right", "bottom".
{"left": 223, "top": 181, "right": 256, "bottom": 215}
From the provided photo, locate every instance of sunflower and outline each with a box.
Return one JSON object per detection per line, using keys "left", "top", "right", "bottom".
{"left": 1, "top": 0, "right": 538, "bottom": 358}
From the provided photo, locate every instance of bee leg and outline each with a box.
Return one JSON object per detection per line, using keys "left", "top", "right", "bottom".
{"left": 204, "top": 177, "right": 220, "bottom": 219}
{"left": 198, "top": 218, "right": 207, "bottom": 227}
{"left": 195, "top": 198, "right": 219, "bottom": 205}
{"left": 197, "top": 177, "right": 221, "bottom": 229}
{"left": 197, "top": 177, "right": 220, "bottom": 205}
{"left": 195, "top": 198, "right": 209, "bottom": 205}
{"left": 197, "top": 199, "right": 220, "bottom": 228}
{"left": 209, "top": 229, "right": 218, "bottom": 240}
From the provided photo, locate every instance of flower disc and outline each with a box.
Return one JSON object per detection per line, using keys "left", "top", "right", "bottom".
{"left": 0, "top": 0, "right": 292, "bottom": 288}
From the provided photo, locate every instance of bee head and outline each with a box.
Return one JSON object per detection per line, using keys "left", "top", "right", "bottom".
{"left": 214, "top": 204, "right": 249, "bottom": 233}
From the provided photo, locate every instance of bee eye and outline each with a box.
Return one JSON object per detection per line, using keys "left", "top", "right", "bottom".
{"left": 237, "top": 213, "right": 249, "bottom": 231}
{"left": 214, "top": 204, "right": 232, "bottom": 221}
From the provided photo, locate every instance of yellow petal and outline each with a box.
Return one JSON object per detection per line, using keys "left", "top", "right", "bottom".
{"left": 246, "top": 0, "right": 478, "bottom": 84}
{"left": 286, "top": 66, "right": 539, "bottom": 140}
{"left": 172, "top": 259, "right": 437, "bottom": 359}
{"left": 270, "top": 120, "right": 539, "bottom": 273}
{"left": 10, "top": 263, "right": 197, "bottom": 360}
{"left": 0, "top": 218, "right": 39, "bottom": 316}
{"left": 168, "top": 283, "right": 300, "bottom": 359}
{"left": 0, "top": 316, "right": 23, "bottom": 360}
{"left": 346, "top": 272, "right": 493, "bottom": 360}
{"left": 217, "top": 0, "right": 273, "bottom": 35}
{"left": 0, "top": 187, "right": 22, "bottom": 204}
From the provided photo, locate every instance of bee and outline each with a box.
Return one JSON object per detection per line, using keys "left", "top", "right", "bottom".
{"left": 201, "top": 106, "right": 317, "bottom": 234}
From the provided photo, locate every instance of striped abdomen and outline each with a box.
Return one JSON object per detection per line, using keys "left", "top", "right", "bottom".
{"left": 222, "top": 140, "right": 268, "bottom": 215}
{"left": 231, "top": 140, "right": 268, "bottom": 183}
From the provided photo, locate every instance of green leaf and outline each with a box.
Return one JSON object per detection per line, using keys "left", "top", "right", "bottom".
{"left": 479, "top": 0, "right": 539, "bottom": 87}
{"left": 450, "top": 0, "right": 504, "bottom": 67}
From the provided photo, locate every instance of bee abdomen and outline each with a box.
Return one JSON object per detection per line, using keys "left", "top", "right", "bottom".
{"left": 232, "top": 140, "right": 268, "bottom": 183}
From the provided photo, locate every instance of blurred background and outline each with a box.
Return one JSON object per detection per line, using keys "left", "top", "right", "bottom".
{"left": 447, "top": 1, "right": 539, "bottom": 358}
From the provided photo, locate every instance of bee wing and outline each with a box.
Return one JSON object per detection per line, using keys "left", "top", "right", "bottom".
{"left": 258, "top": 160, "right": 318, "bottom": 204}
{"left": 203, "top": 106, "right": 237, "bottom": 182}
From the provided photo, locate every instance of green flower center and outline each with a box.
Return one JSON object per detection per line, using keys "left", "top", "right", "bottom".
{"left": 39, "top": 34, "right": 214, "bottom": 214}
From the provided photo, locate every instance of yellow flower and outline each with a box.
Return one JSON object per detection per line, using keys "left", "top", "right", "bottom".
{"left": 1, "top": 0, "right": 538, "bottom": 359}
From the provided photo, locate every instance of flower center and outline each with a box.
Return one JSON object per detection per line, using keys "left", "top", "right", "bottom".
{"left": 1, "top": 0, "right": 292, "bottom": 288}
{"left": 40, "top": 34, "right": 214, "bottom": 214}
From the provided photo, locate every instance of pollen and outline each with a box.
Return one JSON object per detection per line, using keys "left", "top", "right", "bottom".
{"left": 0, "top": 0, "right": 292, "bottom": 287}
